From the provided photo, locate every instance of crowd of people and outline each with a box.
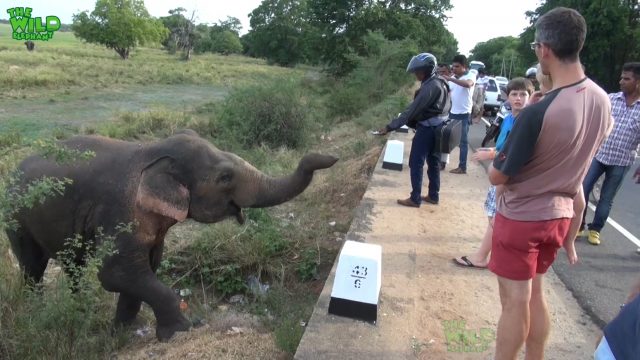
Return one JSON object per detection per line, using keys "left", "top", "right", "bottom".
{"left": 377, "top": 6, "right": 639, "bottom": 360}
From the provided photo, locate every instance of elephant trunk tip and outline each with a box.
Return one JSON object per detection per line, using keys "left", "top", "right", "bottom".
{"left": 299, "top": 154, "right": 338, "bottom": 173}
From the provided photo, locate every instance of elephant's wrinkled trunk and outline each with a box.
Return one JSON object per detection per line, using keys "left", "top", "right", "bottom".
{"left": 235, "top": 153, "right": 338, "bottom": 208}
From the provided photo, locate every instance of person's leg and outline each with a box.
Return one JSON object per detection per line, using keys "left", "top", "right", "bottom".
{"left": 581, "top": 159, "right": 605, "bottom": 231}
{"left": 407, "top": 125, "right": 428, "bottom": 205}
{"left": 471, "top": 217, "right": 494, "bottom": 266}
{"left": 525, "top": 274, "right": 549, "bottom": 360}
{"left": 458, "top": 113, "right": 470, "bottom": 171}
{"left": 589, "top": 164, "right": 630, "bottom": 232}
{"left": 495, "top": 276, "right": 532, "bottom": 360}
{"left": 424, "top": 126, "right": 440, "bottom": 202}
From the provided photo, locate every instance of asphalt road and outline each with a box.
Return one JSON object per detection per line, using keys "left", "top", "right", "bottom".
{"left": 467, "top": 120, "right": 640, "bottom": 327}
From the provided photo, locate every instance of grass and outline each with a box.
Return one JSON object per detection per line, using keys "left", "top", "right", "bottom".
{"left": 0, "top": 24, "right": 411, "bottom": 359}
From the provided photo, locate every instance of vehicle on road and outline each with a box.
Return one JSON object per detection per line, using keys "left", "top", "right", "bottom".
{"left": 483, "top": 76, "right": 504, "bottom": 116}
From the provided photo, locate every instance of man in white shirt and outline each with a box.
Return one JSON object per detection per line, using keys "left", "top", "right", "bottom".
{"left": 443, "top": 54, "right": 476, "bottom": 174}
{"left": 476, "top": 68, "right": 489, "bottom": 89}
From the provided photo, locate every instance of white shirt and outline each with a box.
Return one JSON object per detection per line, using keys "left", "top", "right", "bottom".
{"left": 476, "top": 75, "right": 489, "bottom": 89}
{"left": 450, "top": 72, "right": 475, "bottom": 114}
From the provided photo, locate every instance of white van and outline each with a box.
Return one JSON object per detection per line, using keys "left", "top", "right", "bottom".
{"left": 469, "top": 61, "right": 485, "bottom": 71}
{"left": 483, "top": 76, "right": 504, "bottom": 116}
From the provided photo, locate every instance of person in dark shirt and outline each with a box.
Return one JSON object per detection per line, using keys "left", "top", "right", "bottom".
{"left": 595, "top": 276, "right": 640, "bottom": 359}
{"left": 377, "top": 53, "right": 451, "bottom": 207}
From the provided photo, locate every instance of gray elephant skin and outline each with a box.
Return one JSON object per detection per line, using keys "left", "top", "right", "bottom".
{"left": 7, "top": 130, "right": 338, "bottom": 341}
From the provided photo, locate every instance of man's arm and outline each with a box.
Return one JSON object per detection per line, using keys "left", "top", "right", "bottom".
{"left": 491, "top": 107, "right": 544, "bottom": 181}
{"left": 562, "top": 186, "right": 585, "bottom": 265}
{"left": 488, "top": 163, "right": 509, "bottom": 185}
{"left": 444, "top": 75, "right": 474, "bottom": 88}
{"left": 380, "top": 81, "right": 440, "bottom": 133}
{"left": 625, "top": 276, "right": 640, "bottom": 303}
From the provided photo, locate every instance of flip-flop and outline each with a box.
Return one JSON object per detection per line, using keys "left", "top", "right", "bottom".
{"left": 453, "top": 256, "right": 487, "bottom": 269}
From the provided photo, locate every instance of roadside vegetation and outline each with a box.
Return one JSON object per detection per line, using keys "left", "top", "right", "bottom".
{"left": 0, "top": 22, "right": 414, "bottom": 359}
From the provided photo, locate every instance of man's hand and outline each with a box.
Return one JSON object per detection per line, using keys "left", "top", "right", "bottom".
{"left": 634, "top": 165, "right": 640, "bottom": 184}
{"left": 377, "top": 127, "right": 389, "bottom": 136}
{"left": 528, "top": 91, "right": 545, "bottom": 105}
{"left": 473, "top": 148, "right": 495, "bottom": 162}
{"left": 563, "top": 239, "right": 579, "bottom": 265}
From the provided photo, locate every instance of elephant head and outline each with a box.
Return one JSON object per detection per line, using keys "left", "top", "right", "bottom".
{"left": 135, "top": 130, "right": 338, "bottom": 225}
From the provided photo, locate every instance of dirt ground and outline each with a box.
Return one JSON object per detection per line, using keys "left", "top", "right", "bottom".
{"left": 295, "top": 133, "right": 601, "bottom": 360}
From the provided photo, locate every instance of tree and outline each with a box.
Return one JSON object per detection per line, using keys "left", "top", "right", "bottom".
{"left": 214, "top": 16, "right": 242, "bottom": 35}
{"left": 72, "top": 0, "right": 168, "bottom": 59}
{"left": 518, "top": 0, "right": 640, "bottom": 91}
{"left": 210, "top": 30, "right": 243, "bottom": 55}
{"left": 160, "top": 8, "right": 197, "bottom": 60}
{"left": 245, "top": 0, "right": 314, "bottom": 67}
{"left": 305, "top": 0, "right": 456, "bottom": 75}
{"left": 470, "top": 36, "right": 527, "bottom": 77}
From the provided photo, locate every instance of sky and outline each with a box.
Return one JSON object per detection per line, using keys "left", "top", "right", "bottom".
{"left": 3, "top": 0, "right": 541, "bottom": 55}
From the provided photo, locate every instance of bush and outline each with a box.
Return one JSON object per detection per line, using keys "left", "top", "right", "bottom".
{"left": 99, "top": 110, "right": 192, "bottom": 140}
{"left": 0, "top": 228, "right": 129, "bottom": 359}
{"left": 326, "top": 33, "right": 417, "bottom": 119}
{"left": 214, "top": 81, "right": 312, "bottom": 150}
{"left": 163, "top": 208, "right": 292, "bottom": 297}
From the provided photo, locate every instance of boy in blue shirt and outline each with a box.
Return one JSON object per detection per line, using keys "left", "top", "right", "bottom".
{"left": 453, "top": 77, "right": 536, "bottom": 268}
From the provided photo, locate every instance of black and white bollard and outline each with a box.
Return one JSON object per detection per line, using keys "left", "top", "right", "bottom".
{"left": 381, "top": 139, "right": 404, "bottom": 171}
{"left": 328, "top": 240, "right": 382, "bottom": 323}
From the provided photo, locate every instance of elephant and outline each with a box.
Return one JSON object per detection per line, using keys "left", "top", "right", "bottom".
{"left": 7, "top": 130, "right": 338, "bottom": 341}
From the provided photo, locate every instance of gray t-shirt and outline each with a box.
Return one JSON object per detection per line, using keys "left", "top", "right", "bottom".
{"left": 493, "top": 78, "right": 613, "bottom": 221}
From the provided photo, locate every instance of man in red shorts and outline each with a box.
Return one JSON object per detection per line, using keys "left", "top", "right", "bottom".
{"left": 488, "top": 7, "right": 613, "bottom": 360}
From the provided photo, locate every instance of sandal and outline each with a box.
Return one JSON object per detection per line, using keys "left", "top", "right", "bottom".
{"left": 452, "top": 256, "right": 487, "bottom": 269}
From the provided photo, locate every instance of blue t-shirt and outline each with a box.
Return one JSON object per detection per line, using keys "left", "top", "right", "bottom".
{"left": 603, "top": 293, "right": 640, "bottom": 360}
{"left": 495, "top": 113, "right": 516, "bottom": 151}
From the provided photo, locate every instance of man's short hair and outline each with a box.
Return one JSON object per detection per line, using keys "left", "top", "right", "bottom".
{"left": 622, "top": 62, "right": 640, "bottom": 79}
{"left": 535, "top": 7, "right": 586, "bottom": 62}
{"left": 452, "top": 55, "right": 467, "bottom": 67}
{"left": 438, "top": 63, "right": 449, "bottom": 69}
{"left": 506, "top": 77, "right": 535, "bottom": 96}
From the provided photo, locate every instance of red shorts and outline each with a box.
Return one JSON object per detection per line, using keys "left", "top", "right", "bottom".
{"left": 488, "top": 213, "right": 571, "bottom": 281}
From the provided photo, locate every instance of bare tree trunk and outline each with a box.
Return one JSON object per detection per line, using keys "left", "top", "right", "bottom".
{"left": 115, "top": 47, "right": 129, "bottom": 60}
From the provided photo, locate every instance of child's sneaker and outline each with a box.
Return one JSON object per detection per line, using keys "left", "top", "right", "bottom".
{"left": 587, "top": 230, "right": 601, "bottom": 245}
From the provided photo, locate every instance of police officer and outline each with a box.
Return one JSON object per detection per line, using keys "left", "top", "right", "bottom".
{"left": 526, "top": 66, "right": 539, "bottom": 90}
{"left": 378, "top": 53, "right": 451, "bottom": 207}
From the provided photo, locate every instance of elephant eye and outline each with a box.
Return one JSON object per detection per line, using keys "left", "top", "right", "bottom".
{"left": 218, "top": 173, "right": 233, "bottom": 184}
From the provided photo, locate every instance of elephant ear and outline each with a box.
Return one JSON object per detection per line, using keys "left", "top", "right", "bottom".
{"left": 136, "top": 156, "right": 189, "bottom": 222}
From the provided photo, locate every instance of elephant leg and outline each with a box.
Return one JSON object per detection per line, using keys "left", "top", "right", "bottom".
{"left": 149, "top": 242, "right": 164, "bottom": 273}
{"left": 7, "top": 228, "right": 49, "bottom": 285}
{"left": 99, "top": 257, "right": 190, "bottom": 342}
{"left": 114, "top": 293, "right": 143, "bottom": 327}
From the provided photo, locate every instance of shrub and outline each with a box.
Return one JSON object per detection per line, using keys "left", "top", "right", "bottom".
{"left": 99, "top": 110, "right": 192, "bottom": 140}
{"left": 326, "top": 33, "right": 417, "bottom": 119}
{"left": 214, "top": 81, "right": 312, "bottom": 150}
{"left": 0, "top": 228, "right": 129, "bottom": 359}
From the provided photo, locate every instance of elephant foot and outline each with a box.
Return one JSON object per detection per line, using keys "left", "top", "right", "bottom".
{"left": 155, "top": 316, "right": 191, "bottom": 341}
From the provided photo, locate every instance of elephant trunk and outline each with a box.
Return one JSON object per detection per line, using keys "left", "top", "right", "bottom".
{"left": 234, "top": 153, "right": 338, "bottom": 208}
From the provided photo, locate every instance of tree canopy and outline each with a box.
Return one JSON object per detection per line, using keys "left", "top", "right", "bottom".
{"left": 518, "top": 0, "right": 639, "bottom": 91}
{"left": 242, "top": 0, "right": 458, "bottom": 73}
{"left": 72, "top": 0, "right": 168, "bottom": 59}
{"left": 470, "top": 36, "right": 526, "bottom": 78}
